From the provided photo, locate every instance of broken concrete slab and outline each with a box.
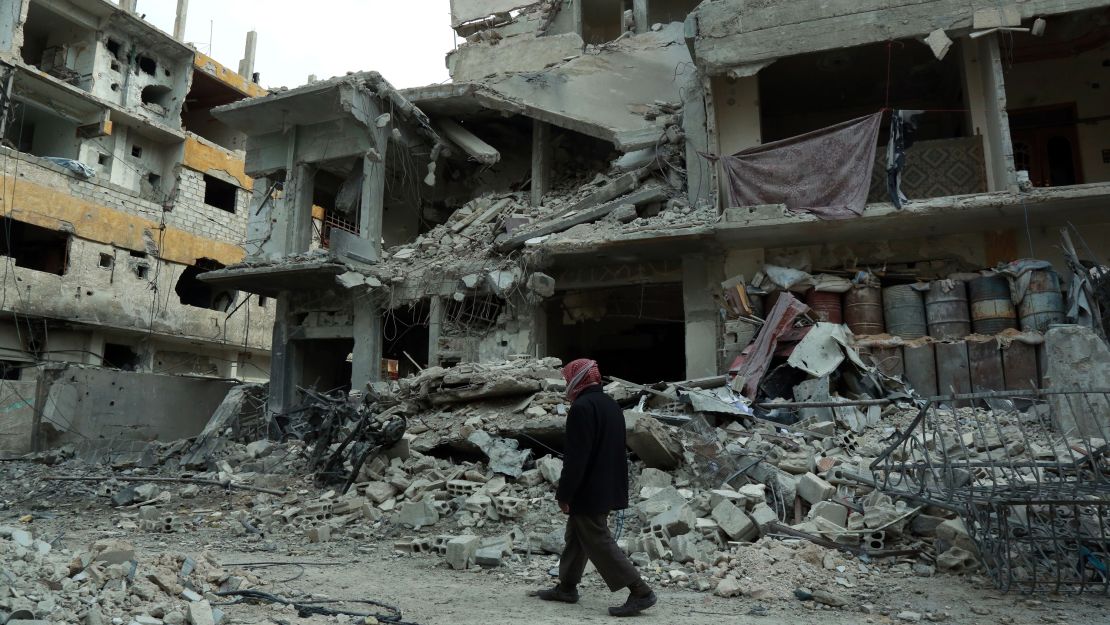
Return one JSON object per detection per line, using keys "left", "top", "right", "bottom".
{"left": 797, "top": 473, "right": 836, "bottom": 505}
{"left": 446, "top": 535, "right": 480, "bottom": 570}
{"left": 711, "top": 500, "right": 757, "bottom": 541}
{"left": 1043, "top": 325, "right": 1110, "bottom": 438}
{"left": 467, "top": 431, "right": 532, "bottom": 478}
{"left": 624, "top": 411, "right": 683, "bottom": 470}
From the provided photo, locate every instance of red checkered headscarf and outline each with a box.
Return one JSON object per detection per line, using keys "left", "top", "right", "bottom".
{"left": 563, "top": 358, "right": 601, "bottom": 401}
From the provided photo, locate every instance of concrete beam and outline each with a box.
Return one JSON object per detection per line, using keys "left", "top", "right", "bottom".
{"left": 531, "top": 119, "right": 552, "bottom": 206}
{"left": 691, "top": 0, "right": 1103, "bottom": 74}
{"left": 435, "top": 118, "right": 500, "bottom": 165}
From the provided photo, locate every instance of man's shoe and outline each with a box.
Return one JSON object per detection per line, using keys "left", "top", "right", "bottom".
{"left": 532, "top": 585, "right": 579, "bottom": 604}
{"left": 608, "top": 590, "right": 657, "bottom": 617}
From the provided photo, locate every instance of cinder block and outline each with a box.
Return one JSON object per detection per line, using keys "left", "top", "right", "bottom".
{"left": 446, "top": 535, "right": 479, "bottom": 570}
{"left": 796, "top": 472, "right": 836, "bottom": 504}
{"left": 711, "top": 501, "right": 756, "bottom": 541}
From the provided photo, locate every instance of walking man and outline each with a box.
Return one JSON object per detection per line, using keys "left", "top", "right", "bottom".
{"left": 533, "top": 358, "right": 657, "bottom": 617}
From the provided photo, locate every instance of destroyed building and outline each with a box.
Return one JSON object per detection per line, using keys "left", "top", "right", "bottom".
{"left": 205, "top": 0, "right": 1108, "bottom": 411}
{"left": 0, "top": 0, "right": 273, "bottom": 454}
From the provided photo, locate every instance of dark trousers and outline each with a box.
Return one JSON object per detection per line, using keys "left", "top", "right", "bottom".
{"left": 559, "top": 513, "right": 642, "bottom": 592}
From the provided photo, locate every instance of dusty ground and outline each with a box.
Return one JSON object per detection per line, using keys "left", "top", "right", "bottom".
{"left": 6, "top": 473, "right": 1108, "bottom": 625}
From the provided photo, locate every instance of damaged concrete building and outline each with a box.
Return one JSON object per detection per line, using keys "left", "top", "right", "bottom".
{"left": 0, "top": 0, "right": 273, "bottom": 454}
{"left": 202, "top": 0, "right": 1107, "bottom": 421}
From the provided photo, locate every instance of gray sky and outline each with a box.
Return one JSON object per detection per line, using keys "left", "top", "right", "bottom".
{"left": 138, "top": 0, "right": 455, "bottom": 90}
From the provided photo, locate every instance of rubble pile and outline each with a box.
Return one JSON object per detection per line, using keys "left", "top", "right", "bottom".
{"left": 0, "top": 526, "right": 261, "bottom": 625}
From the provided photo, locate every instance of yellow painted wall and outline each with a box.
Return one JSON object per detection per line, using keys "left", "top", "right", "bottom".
{"left": 1, "top": 175, "right": 245, "bottom": 267}
{"left": 192, "top": 51, "right": 268, "bottom": 99}
{"left": 183, "top": 135, "right": 253, "bottom": 189}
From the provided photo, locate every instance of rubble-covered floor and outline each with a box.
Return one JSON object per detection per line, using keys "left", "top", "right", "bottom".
{"left": 4, "top": 452, "right": 1109, "bottom": 625}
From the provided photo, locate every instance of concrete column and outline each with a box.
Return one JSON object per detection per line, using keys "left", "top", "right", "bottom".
{"left": 681, "top": 67, "right": 712, "bottom": 208}
{"left": 119, "top": 0, "right": 137, "bottom": 13}
{"left": 285, "top": 163, "right": 316, "bottom": 255}
{"left": 632, "top": 0, "right": 649, "bottom": 33}
{"left": 710, "top": 74, "right": 761, "bottom": 208}
{"left": 427, "top": 296, "right": 444, "bottom": 367}
{"left": 530, "top": 120, "right": 552, "bottom": 206}
{"left": 238, "top": 31, "right": 257, "bottom": 80}
{"left": 267, "top": 294, "right": 302, "bottom": 417}
{"left": 86, "top": 332, "right": 105, "bottom": 366}
{"left": 960, "top": 35, "right": 1016, "bottom": 192}
{"left": 172, "top": 0, "right": 189, "bottom": 41}
{"left": 351, "top": 303, "right": 382, "bottom": 389}
{"left": 359, "top": 145, "right": 387, "bottom": 261}
{"left": 682, "top": 254, "right": 720, "bottom": 380}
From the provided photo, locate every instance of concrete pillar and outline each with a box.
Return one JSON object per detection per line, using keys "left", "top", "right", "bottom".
{"left": 238, "top": 31, "right": 258, "bottom": 80}
{"left": 683, "top": 254, "right": 720, "bottom": 380}
{"left": 119, "top": 0, "right": 137, "bottom": 13}
{"left": 960, "top": 35, "right": 1015, "bottom": 192}
{"left": 682, "top": 68, "right": 712, "bottom": 209}
{"left": 360, "top": 145, "right": 387, "bottom": 260}
{"left": 427, "top": 296, "right": 444, "bottom": 367}
{"left": 268, "top": 294, "right": 301, "bottom": 417}
{"left": 284, "top": 163, "right": 316, "bottom": 255}
{"left": 632, "top": 0, "right": 649, "bottom": 33}
{"left": 86, "top": 332, "right": 105, "bottom": 366}
{"left": 530, "top": 120, "right": 552, "bottom": 207}
{"left": 351, "top": 303, "right": 382, "bottom": 389}
{"left": 710, "top": 74, "right": 761, "bottom": 208}
{"left": 172, "top": 0, "right": 189, "bottom": 41}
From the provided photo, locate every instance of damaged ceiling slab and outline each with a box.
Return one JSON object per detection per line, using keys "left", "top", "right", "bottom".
{"left": 417, "top": 22, "right": 694, "bottom": 152}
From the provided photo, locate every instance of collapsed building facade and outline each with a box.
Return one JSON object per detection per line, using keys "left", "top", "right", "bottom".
{"left": 205, "top": 0, "right": 1108, "bottom": 412}
{"left": 0, "top": 0, "right": 273, "bottom": 454}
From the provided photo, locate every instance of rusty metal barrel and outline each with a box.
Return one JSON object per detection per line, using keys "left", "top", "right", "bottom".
{"left": 845, "top": 286, "right": 884, "bottom": 335}
{"left": 1018, "top": 269, "right": 1066, "bottom": 332}
{"left": 805, "top": 290, "right": 843, "bottom": 324}
{"left": 968, "top": 275, "right": 1018, "bottom": 335}
{"left": 883, "top": 284, "right": 927, "bottom": 339}
{"left": 925, "top": 280, "right": 972, "bottom": 340}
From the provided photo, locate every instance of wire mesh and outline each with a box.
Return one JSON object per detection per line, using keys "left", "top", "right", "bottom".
{"left": 870, "top": 389, "right": 1110, "bottom": 594}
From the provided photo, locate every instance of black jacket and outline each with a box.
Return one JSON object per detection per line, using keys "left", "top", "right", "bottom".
{"left": 556, "top": 385, "right": 629, "bottom": 515}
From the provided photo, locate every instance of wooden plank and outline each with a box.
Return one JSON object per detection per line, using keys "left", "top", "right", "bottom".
{"left": 497, "top": 183, "right": 668, "bottom": 252}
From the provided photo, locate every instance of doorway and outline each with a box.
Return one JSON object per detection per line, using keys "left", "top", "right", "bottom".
{"left": 546, "top": 283, "right": 686, "bottom": 384}
{"left": 1009, "top": 105, "right": 1084, "bottom": 188}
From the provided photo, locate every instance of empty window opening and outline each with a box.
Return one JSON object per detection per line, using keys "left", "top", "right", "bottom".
{"left": 103, "top": 343, "right": 140, "bottom": 371}
{"left": 134, "top": 264, "right": 149, "bottom": 279}
{"left": 110, "top": 61, "right": 120, "bottom": 72}
{"left": 383, "top": 302, "right": 430, "bottom": 378}
{"left": 0, "top": 217, "right": 69, "bottom": 275}
{"left": 131, "top": 145, "right": 143, "bottom": 158}
{"left": 97, "top": 153, "right": 110, "bottom": 166}
{"left": 297, "top": 339, "right": 354, "bottom": 394}
{"left": 581, "top": 0, "right": 624, "bottom": 44}
{"left": 137, "top": 55, "right": 156, "bottom": 75}
{"left": 4, "top": 104, "right": 80, "bottom": 160}
{"left": 257, "top": 296, "right": 268, "bottom": 307}
{"left": 181, "top": 70, "right": 250, "bottom": 150}
{"left": 98, "top": 252, "right": 113, "bottom": 268}
{"left": 203, "top": 174, "right": 238, "bottom": 212}
{"left": 546, "top": 283, "right": 686, "bottom": 383}
{"left": 140, "top": 84, "right": 173, "bottom": 109}
{"left": 110, "top": 82, "right": 120, "bottom": 92}
{"left": 146, "top": 172, "right": 161, "bottom": 187}
{"left": 105, "top": 38, "right": 122, "bottom": 61}
{"left": 20, "top": 3, "right": 95, "bottom": 84}
{"left": 0, "top": 360, "right": 22, "bottom": 380}
{"left": 645, "top": 0, "right": 702, "bottom": 26}
{"left": 129, "top": 250, "right": 147, "bottom": 258}
{"left": 175, "top": 257, "right": 237, "bottom": 311}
